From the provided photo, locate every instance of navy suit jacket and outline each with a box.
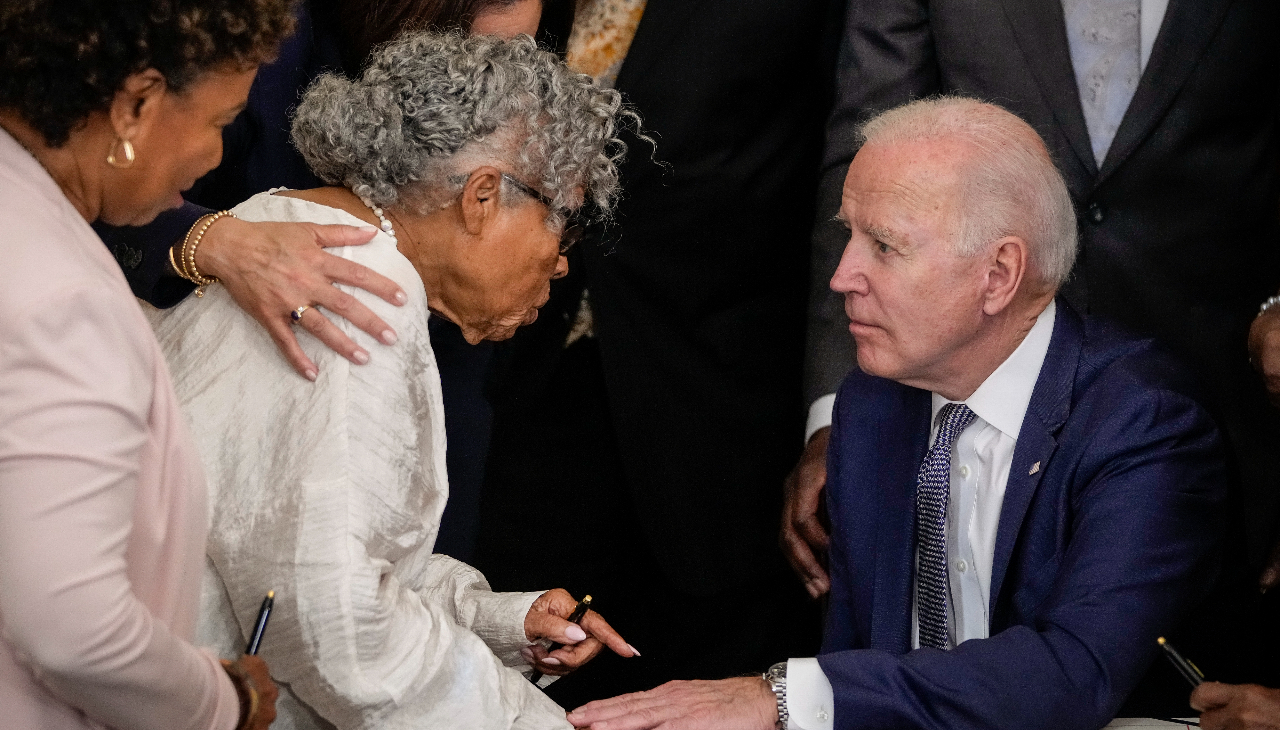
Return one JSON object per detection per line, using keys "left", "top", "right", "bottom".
{"left": 817, "top": 301, "right": 1227, "bottom": 729}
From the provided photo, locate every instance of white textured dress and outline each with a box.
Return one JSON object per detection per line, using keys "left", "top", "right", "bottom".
{"left": 147, "top": 192, "right": 570, "bottom": 730}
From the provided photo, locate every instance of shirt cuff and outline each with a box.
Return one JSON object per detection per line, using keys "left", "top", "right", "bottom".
{"left": 786, "top": 658, "right": 834, "bottom": 730}
{"left": 805, "top": 394, "right": 837, "bottom": 443}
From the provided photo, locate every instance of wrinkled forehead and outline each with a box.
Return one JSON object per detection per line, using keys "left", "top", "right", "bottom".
{"left": 840, "top": 137, "right": 971, "bottom": 227}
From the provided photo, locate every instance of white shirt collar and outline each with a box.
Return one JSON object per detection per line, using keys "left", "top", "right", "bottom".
{"left": 931, "top": 300, "right": 1057, "bottom": 441}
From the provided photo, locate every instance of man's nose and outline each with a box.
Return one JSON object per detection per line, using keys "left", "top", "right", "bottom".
{"left": 830, "top": 238, "right": 867, "bottom": 295}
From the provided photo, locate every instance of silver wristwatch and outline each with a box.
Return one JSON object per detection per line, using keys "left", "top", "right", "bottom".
{"left": 763, "top": 661, "right": 788, "bottom": 730}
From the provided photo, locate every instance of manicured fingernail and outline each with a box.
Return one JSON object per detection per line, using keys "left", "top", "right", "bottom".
{"left": 627, "top": 644, "right": 641, "bottom": 657}
{"left": 394, "top": 290, "right": 407, "bottom": 305}
{"left": 381, "top": 329, "right": 397, "bottom": 345}
{"left": 353, "top": 350, "right": 370, "bottom": 365}
{"left": 358, "top": 224, "right": 378, "bottom": 232}
{"left": 304, "top": 369, "right": 317, "bottom": 382}
{"left": 542, "top": 657, "right": 562, "bottom": 666}
{"left": 565, "top": 625, "right": 587, "bottom": 642}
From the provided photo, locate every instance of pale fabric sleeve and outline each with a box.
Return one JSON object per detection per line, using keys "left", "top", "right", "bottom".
{"left": 164, "top": 194, "right": 568, "bottom": 730}
{"left": 417, "top": 555, "right": 544, "bottom": 667}
{"left": 0, "top": 283, "right": 239, "bottom": 730}
{"left": 785, "top": 658, "right": 835, "bottom": 730}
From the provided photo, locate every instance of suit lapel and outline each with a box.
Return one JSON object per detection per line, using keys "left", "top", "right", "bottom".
{"left": 1097, "top": 0, "right": 1236, "bottom": 183}
{"left": 988, "top": 301, "right": 1081, "bottom": 610}
{"left": 998, "top": 0, "right": 1098, "bottom": 178}
{"left": 612, "top": 0, "right": 699, "bottom": 94}
{"left": 869, "top": 387, "right": 931, "bottom": 654}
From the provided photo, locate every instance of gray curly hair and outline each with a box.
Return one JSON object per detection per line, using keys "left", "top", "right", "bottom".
{"left": 291, "top": 31, "right": 631, "bottom": 221}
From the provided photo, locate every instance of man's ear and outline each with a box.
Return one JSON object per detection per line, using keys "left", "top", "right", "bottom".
{"left": 108, "top": 69, "right": 167, "bottom": 143}
{"left": 982, "top": 235, "right": 1028, "bottom": 316}
{"left": 459, "top": 165, "right": 503, "bottom": 235}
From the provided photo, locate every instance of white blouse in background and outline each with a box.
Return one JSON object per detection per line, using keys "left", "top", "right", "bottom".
{"left": 148, "top": 191, "right": 569, "bottom": 730}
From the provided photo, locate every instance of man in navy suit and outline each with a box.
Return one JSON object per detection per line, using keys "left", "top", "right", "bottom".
{"left": 566, "top": 97, "right": 1227, "bottom": 730}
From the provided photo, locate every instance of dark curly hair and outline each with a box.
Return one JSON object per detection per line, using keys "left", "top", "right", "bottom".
{"left": 0, "top": 0, "right": 297, "bottom": 147}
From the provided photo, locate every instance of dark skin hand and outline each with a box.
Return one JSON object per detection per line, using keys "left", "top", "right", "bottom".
{"left": 192, "top": 216, "right": 407, "bottom": 381}
{"left": 1247, "top": 306, "right": 1280, "bottom": 592}
{"left": 229, "top": 655, "right": 279, "bottom": 730}
{"left": 1193, "top": 682, "right": 1280, "bottom": 730}
{"left": 781, "top": 426, "right": 831, "bottom": 598}
{"left": 522, "top": 589, "right": 640, "bottom": 677}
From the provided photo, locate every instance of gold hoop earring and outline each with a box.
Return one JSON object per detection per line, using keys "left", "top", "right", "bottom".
{"left": 106, "top": 138, "right": 136, "bottom": 168}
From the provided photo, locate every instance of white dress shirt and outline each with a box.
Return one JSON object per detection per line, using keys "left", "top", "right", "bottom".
{"left": 787, "top": 302, "right": 1056, "bottom": 730}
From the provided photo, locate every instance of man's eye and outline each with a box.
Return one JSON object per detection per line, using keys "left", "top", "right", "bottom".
{"left": 877, "top": 241, "right": 891, "bottom": 254}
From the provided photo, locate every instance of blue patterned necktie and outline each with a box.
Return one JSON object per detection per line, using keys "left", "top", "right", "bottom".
{"left": 916, "top": 403, "right": 977, "bottom": 650}
{"left": 1061, "top": 0, "right": 1142, "bottom": 166}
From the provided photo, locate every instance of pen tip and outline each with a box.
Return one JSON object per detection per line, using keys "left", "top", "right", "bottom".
{"left": 1157, "top": 637, "right": 1166, "bottom": 645}
{"left": 267, "top": 590, "right": 275, "bottom": 599}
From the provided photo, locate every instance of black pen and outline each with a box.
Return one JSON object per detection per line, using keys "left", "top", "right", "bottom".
{"left": 245, "top": 590, "right": 275, "bottom": 656}
{"left": 1158, "top": 636, "right": 1205, "bottom": 687}
{"left": 529, "top": 595, "right": 592, "bottom": 685}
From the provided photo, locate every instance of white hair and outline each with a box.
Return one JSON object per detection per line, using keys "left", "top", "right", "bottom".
{"left": 857, "top": 96, "right": 1078, "bottom": 288}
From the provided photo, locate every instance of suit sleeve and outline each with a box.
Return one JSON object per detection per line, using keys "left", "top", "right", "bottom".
{"left": 93, "top": 202, "right": 210, "bottom": 308}
{"left": 817, "top": 384, "right": 1226, "bottom": 729}
{"left": 804, "top": 0, "right": 942, "bottom": 407}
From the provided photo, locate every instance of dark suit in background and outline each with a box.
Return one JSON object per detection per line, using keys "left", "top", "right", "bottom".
{"left": 476, "top": 0, "right": 843, "bottom": 703}
{"left": 94, "top": 0, "right": 493, "bottom": 561}
{"left": 805, "top": 0, "right": 1280, "bottom": 685}
{"left": 820, "top": 301, "right": 1227, "bottom": 728}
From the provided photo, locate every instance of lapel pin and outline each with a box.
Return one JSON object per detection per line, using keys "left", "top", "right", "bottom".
{"left": 1029, "top": 461, "right": 1041, "bottom": 475}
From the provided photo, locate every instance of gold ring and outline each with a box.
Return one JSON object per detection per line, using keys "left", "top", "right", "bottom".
{"left": 290, "top": 305, "right": 311, "bottom": 323}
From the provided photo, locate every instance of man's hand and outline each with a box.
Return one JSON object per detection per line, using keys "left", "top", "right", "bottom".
{"left": 522, "top": 589, "right": 639, "bottom": 676}
{"left": 194, "top": 216, "right": 407, "bottom": 381}
{"left": 1192, "top": 681, "right": 1280, "bottom": 730}
{"left": 781, "top": 426, "right": 831, "bottom": 598}
{"left": 1249, "top": 306, "right": 1280, "bottom": 408}
{"left": 567, "top": 677, "right": 778, "bottom": 730}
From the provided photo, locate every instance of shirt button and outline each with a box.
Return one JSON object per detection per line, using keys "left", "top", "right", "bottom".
{"left": 1087, "top": 202, "right": 1105, "bottom": 224}
{"left": 959, "top": 464, "right": 971, "bottom": 479}
{"left": 955, "top": 559, "right": 968, "bottom": 573}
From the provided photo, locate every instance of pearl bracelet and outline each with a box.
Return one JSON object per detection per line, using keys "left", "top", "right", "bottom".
{"left": 1260, "top": 295, "right": 1280, "bottom": 317}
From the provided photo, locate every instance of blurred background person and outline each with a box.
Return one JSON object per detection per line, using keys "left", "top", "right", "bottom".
{"left": 475, "top": 0, "right": 845, "bottom": 705}
{"left": 785, "top": 0, "right": 1280, "bottom": 707}
{"left": 0, "top": 1, "right": 294, "bottom": 728}
{"left": 150, "top": 32, "right": 640, "bottom": 729}
{"left": 99, "top": 0, "right": 544, "bottom": 563}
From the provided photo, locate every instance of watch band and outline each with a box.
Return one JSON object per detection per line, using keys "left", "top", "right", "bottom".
{"left": 764, "top": 661, "right": 789, "bottom": 730}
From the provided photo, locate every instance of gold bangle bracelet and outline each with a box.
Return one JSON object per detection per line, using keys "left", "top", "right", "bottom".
{"left": 180, "top": 211, "right": 232, "bottom": 296}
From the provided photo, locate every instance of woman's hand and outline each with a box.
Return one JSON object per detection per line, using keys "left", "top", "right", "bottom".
{"left": 194, "top": 216, "right": 407, "bottom": 381}
{"left": 223, "top": 656, "right": 279, "bottom": 730}
{"left": 522, "top": 589, "right": 639, "bottom": 676}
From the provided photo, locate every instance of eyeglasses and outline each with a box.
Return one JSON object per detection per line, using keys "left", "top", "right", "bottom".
{"left": 500, "top": 173, "right": 586, "bottom": 256}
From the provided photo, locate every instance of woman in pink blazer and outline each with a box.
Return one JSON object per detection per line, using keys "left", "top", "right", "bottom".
{"left": 0, "top": 2, "right": 294, "bottom": 729}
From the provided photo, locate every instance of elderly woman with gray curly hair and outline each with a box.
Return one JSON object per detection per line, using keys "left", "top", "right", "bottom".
{"left": 146, "top": 32, "right": 639, "bottom": 730}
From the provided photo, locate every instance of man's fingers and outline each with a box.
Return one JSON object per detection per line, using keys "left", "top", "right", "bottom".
{"left": 294, "top": 308, "right": 371, "bottom": 366}
{"left": 263, "top": 319, "right": 319, "bottom": 381}
{"left": 309, "top": 222, "right": 378, "bottom": 249}
{"left": 311, "top": 277, "right": 398, "bottom": 346}
{"left": 1259, "top": 539, "right": 1280, "bottom": 592}
{"left": 781, "top": 529, "right": 829, "bottom": 598}
{"left": 322, "top": 251, "right": 408, "bottom": 308}
{"left": 795, "top": 512, "right": 831, "bottom": 551}
{"left": 569, "top": 690, "right": 665, "bottom": 727}
{"left": 1191, "top": 682, "right": 1238, "bottom": 711}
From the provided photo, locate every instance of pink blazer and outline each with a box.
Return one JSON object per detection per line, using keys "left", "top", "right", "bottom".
{"left": 0, "top": 128, "right": 240, "bottom": 730}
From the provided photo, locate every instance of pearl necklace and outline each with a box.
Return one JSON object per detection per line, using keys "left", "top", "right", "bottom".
{"left": 354, "top": 191, "right": 396, "bottom": 240}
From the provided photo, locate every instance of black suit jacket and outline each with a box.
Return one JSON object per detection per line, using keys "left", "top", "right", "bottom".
{"left": 489, "top": 0, "right": 844, "bottom": 593}
{"left": 806, "top": 0, "right": 1280, "bottom": 564}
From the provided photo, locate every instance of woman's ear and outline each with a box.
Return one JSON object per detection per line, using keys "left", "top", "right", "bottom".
{"left": 459, "top": 166, "right": 504, "bottom": 235}
{"left": 108, "top": 68, "right": 167, "bottom": 144}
